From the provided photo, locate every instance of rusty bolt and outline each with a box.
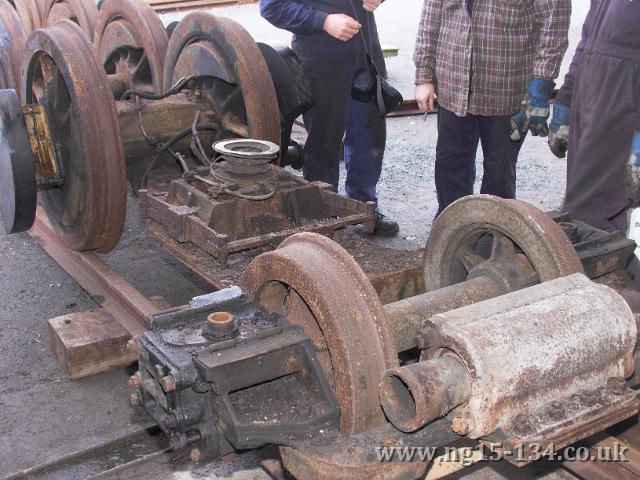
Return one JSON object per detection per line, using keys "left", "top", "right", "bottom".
{"left": 607, "top": 377, "right": 627, "bottom": 395}
{"left": 160, "top": 375, "right": 176, "bottom": 393}
{"left": 189, "top": 448, "right": 202, "bottom": 463}
{"left": 129, "top": 392, "right": 142, "bottom": 407}
{"left": 163, "top": 414, "right": 178, "bottom": 430}
{"left": 125, "top": 339, "right": 138, "bottom": 354}
{"left": 451, "top": 416, "right": 472, "bottom": 436}
{"left": 128, "top": 372, "right": 141, "bottom": 390}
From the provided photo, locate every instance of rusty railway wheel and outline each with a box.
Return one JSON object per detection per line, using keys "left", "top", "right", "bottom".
{"left": 22, "top": 21, "right": 126, "bottom": 252}
{"left": 0, "top": 0, "right": 26, "bottom": 91}
{"left": 423, "top": 195, "right": 584, "bottom": 291}
{"left": 6, "top": 0, "right": 41, "bottom": 33}
{"left": 94, "top": 0, "right": 168, "bottom": 96}
{"left": 242, "top": 233, "right": 398, "bottom": 436}
{"left": 162, "top": 12, "right": 280, "bottom": 145}
{"left": 41, "top": 0, "right": 98, "bottom": 38}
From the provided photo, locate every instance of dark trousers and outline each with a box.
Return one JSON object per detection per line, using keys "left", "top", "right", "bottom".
{"left": 301, "top": 67, "right": 386, "bottom": 204}
{"left": 435, "top": 106, "right": 525, "bottom": 215}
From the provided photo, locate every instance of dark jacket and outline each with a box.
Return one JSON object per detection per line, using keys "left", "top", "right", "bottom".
{"left": 556, "top": 0, "right": 640, "bottom": 112}
{"left": 259, "top": 0, "right": 386, "bottom": 75}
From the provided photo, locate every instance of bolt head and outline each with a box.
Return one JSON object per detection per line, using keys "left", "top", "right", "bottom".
{"left": 190, "top": 448, "right": 202, "bottom": 463}
{"left": 163, "top": 414, "right": 178, "bottom": 430}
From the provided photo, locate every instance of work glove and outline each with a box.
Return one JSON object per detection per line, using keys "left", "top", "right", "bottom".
{"left": 548, "top": 103, "right": 570, "bottom": 159}
{"left": 510, "top": 77, "right": 555, "bottom": 141}
{"left": 633, "top": 132, "right": 640, "bottom": 166}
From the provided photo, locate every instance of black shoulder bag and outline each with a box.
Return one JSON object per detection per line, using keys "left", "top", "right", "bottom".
{"left": 349, "top": 2, "right": 403, "bottom": 116}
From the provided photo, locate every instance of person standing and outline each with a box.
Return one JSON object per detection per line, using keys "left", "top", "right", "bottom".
{"left": 414, "top": 0, "right": 571, "bottom": 216}
{"left": 260, "top": 0, "right": 399, "bottom": 235}
{"left": 549, "top": 0, "right": 640, "bottom": 233}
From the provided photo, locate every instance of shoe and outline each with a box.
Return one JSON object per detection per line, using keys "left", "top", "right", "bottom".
{"left": 374, "top": 209, "right": 399, "bottom": 236}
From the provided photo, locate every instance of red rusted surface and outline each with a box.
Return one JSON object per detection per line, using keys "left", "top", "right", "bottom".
{"left": 94, "top": 0, "right": 169, "bottom": 94}
{"left": 281, "top": 420, "right": 457, "bottom": 480}
{"left": 141, "top": 178, "right": 375, "bottom": 266}
{"left": 23, "top": 21, "right": 126, "bottom": 252}
{"left": 418, "top": 274, "right": 638, "bottom": 462}
{"left": 0, "top": 0, "right": 26, "bottom": 92}
{"left": 7, "top": 0, "right": 41, "bottom": 33}
{"left": 242, "top": 232, "right": 398, "bottom": 436}
{"left": 41, "top": 0, "right": 98, "bottom": 38}
{"left": 380, "top": 354, "right": 471, "bottom": 432}
{"left": 162, "top": 11, "right": 280, "bottom": 145}
{"left": 424, "top": 195, "right": 584, "bottom": 291}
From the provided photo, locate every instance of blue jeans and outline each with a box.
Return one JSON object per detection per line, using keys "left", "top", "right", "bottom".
{"left": 301, "top": 67, "right": 386, "bottom": 204}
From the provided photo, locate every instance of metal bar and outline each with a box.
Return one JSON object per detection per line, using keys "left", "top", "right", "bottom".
{"left": 29, "top": 209, "right": 157, "bottom": 336}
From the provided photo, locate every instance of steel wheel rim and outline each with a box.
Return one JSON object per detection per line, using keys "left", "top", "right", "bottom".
{"left": 423, "top": 195, "right": 584, "bottom": 291}
{"left": 242, "top": 232, "right": 397, "bottom": 436}
{"left": 94, "top": 0, "right": 168, "bottom": 94}
{"left": 22, "top": 21, "right": 126, "bottom": 252}
{"left": 42, "top": 0, "right": 98, "bottom": 38}
{"left": 0, "top": 0, "right": 26, "bottom": 92}
{"left": 7, "top": 0, "right": 40, "bottom": 33}
{"left": 163, "top": 12, "right": 280, "bottom": 145}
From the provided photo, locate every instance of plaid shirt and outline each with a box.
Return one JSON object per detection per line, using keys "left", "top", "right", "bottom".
{"left": 414, "top": 0, "right": 571, "bottom": 116}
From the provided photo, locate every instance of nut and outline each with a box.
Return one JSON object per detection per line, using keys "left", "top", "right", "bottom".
{"left": 451, "top": 416, "right": 471, "bottom": 436}
{"left": 125, "top": 339, "right": 138, "bottom": 354}
{"left": 189, "top": 448, "right": 202, "bottom": 463}
{"left": 160, "top": 375, "right": 176, "bottom": 393}
{"left": 163, "top": 414, "right": 178, "bottom": 430}
{"left": 128, "top": 373, "right": 141, "bottom": 390}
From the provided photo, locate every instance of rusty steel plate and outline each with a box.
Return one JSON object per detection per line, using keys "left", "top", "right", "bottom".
{"left": 0, "top": 90, "right": 37, "bottom": 233}
{"left": 0, "top": 0, "right": 26, "bottom": 91}
{"left": 94, "top": 0, "right": 168, "bottom": 95}
{"left": 242, "top": 232, "right": 398, "bottom": 436}
{"left": 22, "top": 21, "right": 126, "bottom": 252}
{"left": 42, "top": 0, "right": 98, "bottom": 38}
{"left": 162, "top": 12, "right": 280, "bottom": 145}
{"left": 423, "top": 195, "right": 584, "bottom": 291}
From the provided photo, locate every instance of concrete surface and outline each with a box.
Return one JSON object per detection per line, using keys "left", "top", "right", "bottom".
{"left": 0, "top": 2, "right": 592, "bottom": 479}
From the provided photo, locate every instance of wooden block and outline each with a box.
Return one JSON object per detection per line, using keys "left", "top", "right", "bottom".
{"left": 48, "top": 309, "right": 138, "bottom": 379}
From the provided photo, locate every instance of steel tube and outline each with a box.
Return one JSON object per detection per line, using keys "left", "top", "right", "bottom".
{"left": 379, "top": 355, "right": 471, "bottom": 432}
{"left": 382, "top": 276, "right": 504, "bottom": 352}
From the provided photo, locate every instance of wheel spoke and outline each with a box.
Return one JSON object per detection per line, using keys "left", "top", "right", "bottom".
{"left": 458, "top": 243, "right": 487, "bottom": 273}
{"left": 490, "top": 231, "right": 517, "bottom": 261}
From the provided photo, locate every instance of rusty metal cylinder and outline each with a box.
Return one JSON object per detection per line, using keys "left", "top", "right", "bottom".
{"left": 379, "top": 354, "right": 471, "bottom": 432}
{"left": 382, "top": 276, "right": 504, "bottom": 352}
{"left": 414, "top": 274, "right": 637, "bottom": 439}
